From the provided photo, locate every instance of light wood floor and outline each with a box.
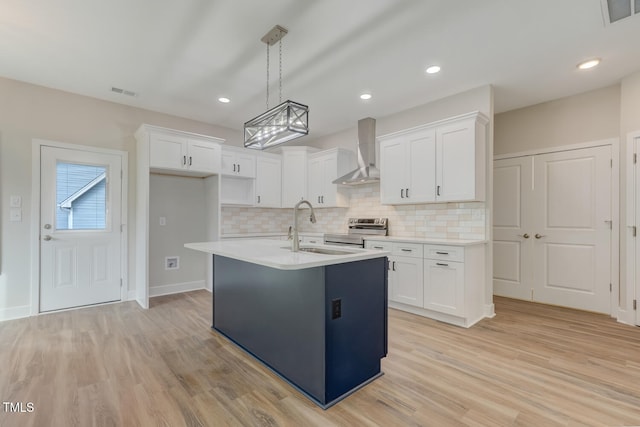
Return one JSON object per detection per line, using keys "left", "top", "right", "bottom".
{"left": 1, "top": 291, "right": 640, "bottom": 427}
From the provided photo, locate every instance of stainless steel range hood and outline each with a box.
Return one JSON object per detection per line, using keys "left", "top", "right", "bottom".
{"left": 333, "top": 117, "right": 380, "bottom": 185}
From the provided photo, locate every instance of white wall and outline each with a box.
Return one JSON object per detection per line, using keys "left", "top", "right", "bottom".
{"left": 494, "top": 85, "right": 620, "bottom": 156}
{"left": 149, "top": 174, "right": 207, "bottom": 293}
{"left": 0, "top": 77, "right": 237, "bottom": 319}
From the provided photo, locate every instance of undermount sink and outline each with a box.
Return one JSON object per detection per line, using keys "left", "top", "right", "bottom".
{"left": 281, "top": 246, "right": 356, "bottom": 255}
{"left": 298, "top": 247, "right": 355, "bottom": 255}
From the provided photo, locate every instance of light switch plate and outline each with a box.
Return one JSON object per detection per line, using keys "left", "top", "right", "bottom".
{"left": 10, "top": 195, "right": 22, "bottom": 208}
{"left": 10, "top": 208, "right": 22, "bottom": 222}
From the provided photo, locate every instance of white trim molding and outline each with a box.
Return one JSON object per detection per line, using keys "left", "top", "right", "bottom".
{"left": 0, "top": 305, "right": 31, "bottom": 322}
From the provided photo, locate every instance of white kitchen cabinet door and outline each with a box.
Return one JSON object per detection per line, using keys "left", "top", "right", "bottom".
{"left": 307, "top": 156, "right": 324, "bottom": 205}
{"left": 423, "top": 259, "right": 464, "bottom": 317}
{"left": 255, "top": 154, "right": 282, "bottom": 207}
{"left": 389, "top": 255, "right": 424, "bottom": 307}
{"left": 436, "top": 118, "right": 477, "bottom": 202}
{"left": 187, "top": 139, "right": 221, "bottom": 174}
{"left": 307, "top": 149, "right": 354, "bottom": 207}
{"left": 380, "top": 136, "right": 409, "bottom": 204}
{"left": 222, "top": 148, "right": 256, "bottom": 178}
{"left": 282, "top": 148, "right": 312, "bottom": 207}
{"left": 149, "top": 133, "right": 187, "bottom": 170}
{"left": 408, "top": 129, "right": 436, "bottom": 202}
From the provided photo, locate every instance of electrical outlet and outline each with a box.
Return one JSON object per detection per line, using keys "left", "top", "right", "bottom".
{"left": 9, "top": 208, "right": 22, "bottom": 222}
{"left": 331, "top": 299, "right": 342, "bottom": 320}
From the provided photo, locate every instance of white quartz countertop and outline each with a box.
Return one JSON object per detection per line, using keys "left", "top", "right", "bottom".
{"left": 363, "top": 236, "right": 487, "bottom": 246}
{"left": 185, "top": 239, "right": 390, "bottom": 270}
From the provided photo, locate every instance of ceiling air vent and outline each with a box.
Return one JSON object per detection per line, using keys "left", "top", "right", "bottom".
{"left": 602, "top": 0, "right": 640, "bottom": 23}
{"left": 110, "top": 86, "right": 138, "bottom": 97}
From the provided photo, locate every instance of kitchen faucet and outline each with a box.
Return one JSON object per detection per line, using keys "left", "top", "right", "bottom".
{"left": 290, "top": 199, "right": 316, "bottom": 252}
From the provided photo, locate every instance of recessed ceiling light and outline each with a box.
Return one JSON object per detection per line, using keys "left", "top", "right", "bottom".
{"left": 218, "top": 97, "right": 230, "bottom": 103}
{"left": 577, "top": 58, "right": 600, "bottom": 70}
{"left": 425, "top": 65, "right": 441, "bottom": 74}
{"left": 360, "top": 93, "right": 372, "bottom": 100}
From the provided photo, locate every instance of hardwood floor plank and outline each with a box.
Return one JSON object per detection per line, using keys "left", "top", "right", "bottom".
{"left": 1, "top": 292, "right": 640, "bottom": 426}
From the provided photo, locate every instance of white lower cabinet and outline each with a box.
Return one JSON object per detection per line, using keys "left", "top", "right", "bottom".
{"left": 424, "top": 259, "right": 464, "bottom": 317}
{"left": 366, "top": 240, "right": 487, "bottom": 327}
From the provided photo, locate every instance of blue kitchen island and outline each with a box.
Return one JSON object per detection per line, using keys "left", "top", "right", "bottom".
{"left": 185, "top": 239, "right": 389, "bottom": 409}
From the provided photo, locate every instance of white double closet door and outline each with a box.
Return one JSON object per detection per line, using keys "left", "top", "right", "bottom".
{"left": 493, "top": 145, "right": 612, "bottom": 314}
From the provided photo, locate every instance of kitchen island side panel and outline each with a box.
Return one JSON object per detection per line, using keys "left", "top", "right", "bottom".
{"left": 213, "top": 255, "right": 326, "bottom": 402}
{"left": 324, "top": 257, "right": 388, "bottom": 402}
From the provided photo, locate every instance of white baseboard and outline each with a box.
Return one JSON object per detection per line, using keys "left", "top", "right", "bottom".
{"left": 149, "top": 280, "right": 205, "bottom": 298}
{"left": 0, "top": 305, "right": 31, "bottom": 322}
{"left": 485, "top": 303, "right": 496, "bottom": 318}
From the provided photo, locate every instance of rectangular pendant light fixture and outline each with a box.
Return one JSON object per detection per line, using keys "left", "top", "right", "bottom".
{"left": 244, "top": 25, "right": 309, "bottom": 150}
{"left": 244, "top": 100, "right": 309, "bottom": 149}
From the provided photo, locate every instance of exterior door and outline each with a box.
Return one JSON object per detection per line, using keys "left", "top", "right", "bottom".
{"left": 531, "top": 147, "right": 611, "bottom": 313}
{"left": 40, "top": 146, "right": 123, "bottom": 312}
{"left": 493, "top": 145, "right": 612, "bottom": 314}
{"left": 493, "top": 156, "right": 533, "bottom": 300}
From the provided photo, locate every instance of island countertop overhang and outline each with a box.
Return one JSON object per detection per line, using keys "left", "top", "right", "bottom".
{"left": 185, "top": 239, "right": 390, "bottom": 270}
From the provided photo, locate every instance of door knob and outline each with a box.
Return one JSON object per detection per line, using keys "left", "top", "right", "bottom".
{"left": 518, "top": 233, "right": 530, "bottom": 239}
{"left": 44, "top": 224, "right": 51, "bottom": 229}
{"left": 43, "top": 235, "right": 52, "bottom": 241}
{"left": 535, "top": 233, "right": 546, "bottom": 239}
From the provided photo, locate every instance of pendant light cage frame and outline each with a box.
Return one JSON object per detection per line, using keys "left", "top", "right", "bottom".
{"left": 244, "top": 25, "right": 309, "bottom": 150}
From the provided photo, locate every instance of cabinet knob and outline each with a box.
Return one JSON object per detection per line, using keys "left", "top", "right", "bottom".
{"left": 535, "top": 233, "right": 546, "bottom": 239}
{"left": 517, "top": 233, "right": 530, "bottom": 239}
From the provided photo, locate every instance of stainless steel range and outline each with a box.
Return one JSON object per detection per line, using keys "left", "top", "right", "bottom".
{"left": 324, "top": 218, "right": 388, "bottom": 248}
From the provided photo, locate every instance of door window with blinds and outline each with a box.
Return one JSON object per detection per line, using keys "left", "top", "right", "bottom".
{"left": 55, "top": 162, "right": 108, "bottom": 230}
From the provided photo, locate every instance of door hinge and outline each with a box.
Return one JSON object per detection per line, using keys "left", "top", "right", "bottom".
{"left": 120, "top": 278, "right": 123, "bottom": 288}
{"left": 633, "top": 226, "right": 637, "bottom": 237}
{"left": 609, "top": 283, "right": 612, "bottom": 292}
{"left": 634, "top": 153, "right": 637, "bottom": 164}
{"left": 610, "top": 158, "right": 613, "bottom": 168}
{"left": 634, "top": 299, "right": 637, "bottom": 310}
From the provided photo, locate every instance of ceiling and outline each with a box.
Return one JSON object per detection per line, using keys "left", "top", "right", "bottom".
{"left": 2, "top": 0, "right": 639, "bottom": 140}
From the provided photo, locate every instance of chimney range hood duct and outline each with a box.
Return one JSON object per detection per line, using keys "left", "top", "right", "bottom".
{"left": 333, "top": 117, "right": 380, "bottom": 185}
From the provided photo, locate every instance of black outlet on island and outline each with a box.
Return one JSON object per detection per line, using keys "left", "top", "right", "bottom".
{"left": 331, "top": 299, "right": 342, "bottom": 320}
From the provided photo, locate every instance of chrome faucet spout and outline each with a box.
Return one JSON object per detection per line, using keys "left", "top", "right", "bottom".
{"left": 292, "top": 200, "right": 316, "bottom": 252}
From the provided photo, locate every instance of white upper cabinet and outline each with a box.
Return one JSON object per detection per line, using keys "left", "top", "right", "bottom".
{"left": 255, "top": 153, "right": 282, "bottom": 208}
{"left": 281, "top": 147, "right": 317, "bottom": 207}
{"left": 221, "top": 147, "right": 256, "bottom": 178}
{"left": 380, "top": 128, "right": 436, "bottom": 204}
{"left": 143, "top": 126, "right": 223, "bottom": 177}
{"left": 307, "top": 148, "right": 355, "bottom": 208}
{"left": 379, "top": 112, "right": 487, "bottom": 205}
{"left": 436, "top": 117, "right": 482, "bottom": 202}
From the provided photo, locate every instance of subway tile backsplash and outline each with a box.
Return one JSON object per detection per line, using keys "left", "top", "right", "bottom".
{"left": 221, "top": 184, "right": 486, "bottom": 240}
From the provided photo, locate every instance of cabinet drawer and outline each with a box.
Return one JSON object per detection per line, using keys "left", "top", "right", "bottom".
{"left": 424, "top": 245, "right": 464, "bottom": 262}
{"left": 392, "top": 243, "right": 423, "bottom": 258}
{"left": 365, "top": 241, "right": 393, "bottom": 252}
